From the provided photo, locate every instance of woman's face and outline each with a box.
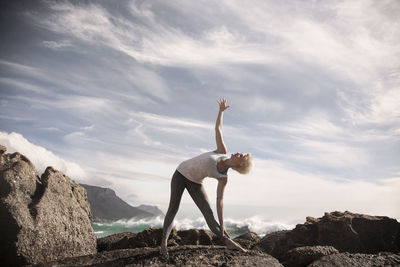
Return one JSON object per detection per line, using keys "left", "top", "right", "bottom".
{"left": 230, "top": 152, "right": 248, "bottom": 167}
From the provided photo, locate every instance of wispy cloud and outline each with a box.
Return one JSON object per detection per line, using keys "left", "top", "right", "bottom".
{"left": 0, "top": 77, "right": 49, "bottom": 94}
{"left": 131, "top": 111, "right": 212, "bottom": 130}
{"left": 42, "top": 40, "right": 73, "bottom": 50}
{"left": 24, "top": 0, "right": 399, "bottom": 84}
{"left": 0, "top": 131, "right": 87, "bottom": 180}
{"left": 24, "top": 1, "right": 282, "bottom": 66}
{"left": 1, "top": 0, "right": 399, "bottom": 220}
{"left": 0, "top": 60, "right": 46, "bottom": 79}
{"left": 7, "top": 94, "right": 118, "bottom": 115}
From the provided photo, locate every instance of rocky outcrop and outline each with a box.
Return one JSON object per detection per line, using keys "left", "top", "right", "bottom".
{"left": 97, "top": 228, "right": 225, "bottom": 252}
{"left": 97, "top": 231, "right": 138, "bottom": 252}
{"left": 233, "top": 231, "right": 261, "bottom": 249}
{"left": 281, "top": 246, "right": 339, "bottom": 267}
{"left": 177, "top": 228, "right": 221, "bottom": 245}
{"left": 255, "top": 211, "right": 400, "bottom": 260}
{"left": 308, "top": 252, "right": 400, "bottom": 267}
{"left": 253, "top": 230, "right": 289, "bottom": 253}
{"left": 80, "top": 183, "right": 155, "bottom": 222}
{"left": 0, "top": 146, "right": 96, "bottom": 266}
{"left": 97, "top": 228, "right": 170, "bottom": 252}
{"left": 28, "top": 245, "right": 283, "bottom": 267}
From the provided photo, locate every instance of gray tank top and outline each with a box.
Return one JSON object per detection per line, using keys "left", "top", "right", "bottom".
{"left": 176, "top": 151, "right": 228, "bottom": 184}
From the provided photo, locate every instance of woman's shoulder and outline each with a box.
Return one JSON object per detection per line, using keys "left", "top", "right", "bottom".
{"left": 211, "top": 150, "right": 228, "bottom": 156}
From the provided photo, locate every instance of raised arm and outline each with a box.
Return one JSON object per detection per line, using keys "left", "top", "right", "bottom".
{"left": 214, "top": 98, "right": 230, "bottom": 154}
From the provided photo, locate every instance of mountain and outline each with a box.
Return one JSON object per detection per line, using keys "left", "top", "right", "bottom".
{"left": 80, "top": 184, "right": 161, "bottom": 222}
{"left": 137, "top": 204, "right": 164, "bottom": 216}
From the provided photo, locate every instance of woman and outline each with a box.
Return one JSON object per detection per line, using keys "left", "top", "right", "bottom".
{"left": 160, "top": 98, "right": 253, "bottom": 257}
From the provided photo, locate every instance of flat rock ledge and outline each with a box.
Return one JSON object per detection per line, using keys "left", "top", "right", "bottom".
{"left": 309, "top": 252, "right": 400, "bottom": 267}
{"left": 27, "top": 245, "right": 283, "bottom": 267}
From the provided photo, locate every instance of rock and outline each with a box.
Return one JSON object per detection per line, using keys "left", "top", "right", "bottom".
{"left": 120, "top": 227, "right": 167, "bottom": 248}
{"left": 308, "top": 252, "right": 400, "bottom": 267}
{"left": 256, "top": 211, "right": 400, "bottom": 260}
{"left": 97, "top": 228, "right": 226, "bottom": 252}
{"left": 0, "top": 148, "right": 97, "bottom": 266}
{"left": 28, "top": 245, "right": 284, "bottom": 267}
{"left": 233, "top": 231, "right": 261, "bottom": 249}
{"left": 97, "top": 231, "right": 137, "bottom": 252}
{"left": 252, "top": 230, "right": 289, "bottom": 253}
{"left": 0, "top": 144, "right": 6, "bottom": 156}
{"left": 80, "top": 183, "right": 154, "bottom": 222}
{"left": 281, "top": 246, "right": 339, "bottom": 267}
{"left": 177, "top": 228, "right": 217, "bottom": 245}
{"left": 97, "top": 228, "right": 179, "bottom": 251}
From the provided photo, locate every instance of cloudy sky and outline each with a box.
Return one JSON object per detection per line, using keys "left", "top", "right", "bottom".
{"left": 1, "top": 0, "right": 399, "bottom": 223}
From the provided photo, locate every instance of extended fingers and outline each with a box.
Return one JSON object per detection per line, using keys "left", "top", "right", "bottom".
{"left": 217, "top": 98, "right": 227, "bottom": 104}
{"left": 217, "top": 98, "right": 230, "bottom": 110}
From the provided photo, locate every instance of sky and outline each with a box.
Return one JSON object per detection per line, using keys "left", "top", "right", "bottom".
{"left": 0, "top": 0, "right": 399, "bottom": 224}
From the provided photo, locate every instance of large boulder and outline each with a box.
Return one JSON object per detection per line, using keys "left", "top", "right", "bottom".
{"left": 308, "top": 252, "right": 400, "bottom": 267}
{"left": 28, "top": 245, "right": 284, "bottom": 267}
{"left": 0, "top": 146, "right": 97, "bottom": 265}
{"left": 255, "top": 211, "right": 400, "bottom": 260}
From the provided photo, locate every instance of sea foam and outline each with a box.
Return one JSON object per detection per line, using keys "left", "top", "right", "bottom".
{"left": 92, "top": 215, "right": 294, "bottom": 238}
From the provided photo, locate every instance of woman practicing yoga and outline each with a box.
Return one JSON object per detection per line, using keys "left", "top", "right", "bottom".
{"left": 160, "top": 98, "right": 253, "bottom": 257}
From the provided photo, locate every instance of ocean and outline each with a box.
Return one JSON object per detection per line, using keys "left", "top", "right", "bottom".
{"left": 92, "top": 215, "right": 295, "bottom": 239}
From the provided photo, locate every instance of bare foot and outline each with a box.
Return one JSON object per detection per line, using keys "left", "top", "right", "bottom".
{"left": 225, "top": 238, "right": 247, "bottom": 252}
{"left": 160, "top": 245, "right": 169, "bottom": 258}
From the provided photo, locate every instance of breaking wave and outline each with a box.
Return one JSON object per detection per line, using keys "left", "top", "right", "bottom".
{"left": 92, "top": 215, "right": 294, "bottom": 239}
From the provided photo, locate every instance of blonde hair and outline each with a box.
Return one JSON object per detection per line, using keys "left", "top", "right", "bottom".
{"left": 232, "top": 153, "right": 253, "bottom": 174}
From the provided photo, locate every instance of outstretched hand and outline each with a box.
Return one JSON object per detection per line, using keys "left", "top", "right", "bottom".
{"left": 218, "top": 98, "right": 230, "bottom": 112}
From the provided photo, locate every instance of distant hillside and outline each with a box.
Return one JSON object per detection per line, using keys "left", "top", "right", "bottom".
{"left": 80, "top": 184, "right": 162, "bottom": 222}
{"left": 137, "top": 204, "right": 164, "bottom": 216}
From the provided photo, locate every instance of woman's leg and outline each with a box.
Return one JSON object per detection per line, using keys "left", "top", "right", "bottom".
{"left": 184, "top": 179, "right": 229, "bottom": 241}
{"left": 161, "top": 171, "right": 186, "bottom": 247}
{"left": 185, "top": 179, "right": 246, "bottom": 252}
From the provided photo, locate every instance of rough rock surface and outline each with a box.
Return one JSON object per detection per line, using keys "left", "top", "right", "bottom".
{"left": 308, "top": 252, "right": 400, "bottom": 267}
{"left": 97, "top": 231, "right": 138, "bottom": 252}
{"left": 0, "top": 146, "right": 96, "bottom": 266}
{"left": 256, "top": 211, "right": 400, "bottom": 260}
{"left": 253, "top": 230, "right": 289, "bottom": 253}
{"left": 29, "top": 245, "right": 283, "bottom": 267}
{"left": 233, "top": 231, "right": 261, "bottom": 249}
{"left": 97, "top": 228, "right": 225, "bottom": 252}
{"left": 281, "top": 246, "right": 339, "bottom": 267}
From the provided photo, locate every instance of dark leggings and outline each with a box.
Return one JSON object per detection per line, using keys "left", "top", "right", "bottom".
{"left": 162, "top": 170, "right": 229, "bottom": 242}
